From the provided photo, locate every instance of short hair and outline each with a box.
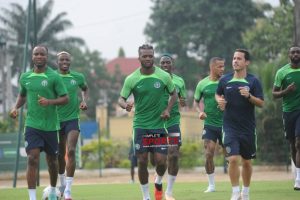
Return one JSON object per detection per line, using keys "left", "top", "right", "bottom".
{"left": 161, "top": 53, "right": 173, "bottom": 60}
{"left": 289, "top": 46, "right": 300, "bottom": 52}
{"left": 138, "top": 44, "right": 154, "bottom": 55}
{"left": 209, "top": 57, "right": 225, "bottom": 65}
{"left": 33, "top": 44, "right": 48, "bottom": 53}
{"left": 235, "top": 49, "right": 250, "bottom": 61}
{"left": 57, "top": 51, "right": 71, "bottom": 57}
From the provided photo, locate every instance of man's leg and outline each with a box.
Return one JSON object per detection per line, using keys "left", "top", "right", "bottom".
{"left": 45, "top": 153, "right": 58, "bottom": 200}
{"left": 64, "top": 130, "right": 79, "bottom": 199}
{"left": 228, "top": 155, "right": 241, "bottom": 200}
{"left": 154, "top": 152, "right": 167, "bottom": 200}
{"left": 165, "top": 146, "right": 179, "bottom": 199}
{"left": 27, "top": 148, "right": 40, "bottom": 200}
{"left": 241, "top": 158, "right": 252, "bottom": 199}
{"left": 130, "top": 162, "right": 135, "bottom": 182}
{"left": 137, "top": 152, "right": 151, "bottom": 200}
{"left": 294, "top": 137, "right": 300, "bottom": 190}
{"left": 58, "top": 130, "right": 67, "bottom": 194}
{"left": 203, "top": 139, "right": 217, "bottom": 192}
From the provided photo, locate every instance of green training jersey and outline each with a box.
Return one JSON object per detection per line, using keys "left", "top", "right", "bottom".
{"left": 57, "top": 70, "right": 87, "bottom": 122}
{"left": 120, "top": 66, "right": 175, "bottom": 129}
{"left": 165, "top": 74, "right": 186, "bottom": 127}
{"left": 194, "top": 76, "right": 223, "bottom": 127}
{"left": 19, "top": 67, "right": 67, "bottom": 131}
{"left": 274, "top": 63, "right": 300, "bottom": 112}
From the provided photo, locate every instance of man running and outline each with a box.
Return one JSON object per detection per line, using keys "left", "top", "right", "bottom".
{"left": 194, "top": 57, "right": 225, "bottom": 193}
{"left": 56, "top": 51, "right": 88, "bottom": 200}
{"left": 118, "top": 44, "right": 177, "bottom": 200}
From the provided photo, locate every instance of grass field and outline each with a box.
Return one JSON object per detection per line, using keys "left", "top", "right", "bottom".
{"left": 0, "top": 180, "right": 299, "bottom": 200}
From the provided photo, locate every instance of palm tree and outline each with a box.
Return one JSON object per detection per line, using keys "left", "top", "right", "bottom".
{"left": 0, "top": 0, "right": 85, "bottom": 75}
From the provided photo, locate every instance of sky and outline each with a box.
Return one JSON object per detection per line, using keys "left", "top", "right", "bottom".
{"left": 0, "top": 0, "right": 280, "bottom": 60}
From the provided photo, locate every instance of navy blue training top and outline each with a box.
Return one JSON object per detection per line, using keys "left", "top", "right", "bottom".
{"left": 216, "top": 72, "right": 264, "bottom": 133}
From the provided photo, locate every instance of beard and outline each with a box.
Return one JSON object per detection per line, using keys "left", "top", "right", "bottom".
{"left": 291, "top": 57, "right": 300, "bottom": 65}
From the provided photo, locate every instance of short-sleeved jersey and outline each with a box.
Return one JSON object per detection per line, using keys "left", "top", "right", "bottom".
{"left": 57, "top": 70, "right": 87, "bottom": 122}
{"left": 120, "top": 66, "right": 175, "bottom": 129}
{"left": 216, "top": 73, "right": 264, "bottom": 133}
{"left": 165, "top": 74, "right": 186, "bottom": 127}
{"left": 19, "top": 67, "right": 67, "bottom": 131}
{"left": 194, "top": 76, "right": 223, "bottom": 127}
{"left": 273, "top": 63, "right": 300, "bottom": 112}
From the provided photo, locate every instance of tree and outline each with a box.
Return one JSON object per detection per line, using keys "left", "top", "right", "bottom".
{"left": 0, "top": 0, "right": 84, "bottom": 75}
{"left": 145, "top": 0, "right": 264, "bottom": 89}
{"left": 118, "top": 47, "right": 125, "bottom": 57}
{"left": 66, "top": 47, "right": 110, "bottom": 119}
{"left": 293, "top": 0, "right": 300, "bottom": 45}
{"left": 243, "top": 3, "right": 294, "bottom": 164}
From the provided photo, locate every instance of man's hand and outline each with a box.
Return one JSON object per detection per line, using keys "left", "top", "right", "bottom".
{"left": 179, "top": 97, "right": 186, "bottom": 107}
{"left": 199, "top": 112, "right": 207, "bottom": 120}
{"left": 9, "top": 108, "right": 18, "bottom": 119}
{"left": 79, "top": 101, "right": 88, "bottom": 110}
{"left": 125, "top": 102, "right": 134, "bottom": 112}
{"left": 160, "top": 109, "right": 170, "bottom": 120}
{"left": 216, "top": 95, "right": 227, "bottom": 111}
{"left": 38, "top": 95, "right": 50, "bottom": 106}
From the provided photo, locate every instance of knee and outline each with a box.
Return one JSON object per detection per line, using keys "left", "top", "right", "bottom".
{"left": 228, "top": 156, "right": 239, "bottom": 165}
{"left": 205, "top": 150, "right": 214, "bottom": 160}
{"left": 27, "top": 154, "right": 39, "bottom": 167}
{"left": 67, "top": 147, "right": 76, "bottom": 158}
{"left": 241, "top": 159, "right": 252, "bottom": 169}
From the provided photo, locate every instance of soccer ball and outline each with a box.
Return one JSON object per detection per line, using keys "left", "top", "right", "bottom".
{"left": 41, "top": 186, "right": 61, "bottom": 200}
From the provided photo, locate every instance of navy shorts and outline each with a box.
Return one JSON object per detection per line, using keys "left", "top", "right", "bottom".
{"left": 167, "top": 124, "right": 182, "bottom": 146}
{"left": 133, "top": 128, "right": 168, "bottom": 154}
{"left": 59, "top": 119, "right": 80, "bottom": 135}
{"left": 283, "top": 110, "right": 300, "bottom": 140}
{"left": 202, "top": 125, "right": 223, "bottom": 146}
{"left": 24, "top": 126, "right": 58, "bottom": 156}
{"left": 223, "top": 129, "right": 256, "bottom": 160}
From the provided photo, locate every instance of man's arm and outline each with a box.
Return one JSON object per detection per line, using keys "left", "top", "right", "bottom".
{"left": 38, "top": 94, "right": 69, "bottom": 106}
{"left": 9, "top": 94, "right": 26, "bottom": 119}
{"left": 118, "top": 96, "right": 134, "bottom": 112}
{"left": 80, "top": 86, "right": 88, "bottom": 110}
{"left": 272, "top": 83, "right": 296, "bottom": 99}
{"left": 161, "top": 90, "right": 177, "bottom": 120}
{"left": 215, "top": 94, "right": 227, "bottom": 111}
{"left": 193, "top": 99, "right": 206, "bottom": 120}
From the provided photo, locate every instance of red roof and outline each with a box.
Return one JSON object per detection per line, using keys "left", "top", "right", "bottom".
{"left": 106, "top": 57, "right": 140, "bottom": 75}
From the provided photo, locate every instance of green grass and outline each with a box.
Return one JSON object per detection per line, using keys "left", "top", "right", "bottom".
{"left": 0, "top": 180, "right": 299, "bottom": 200}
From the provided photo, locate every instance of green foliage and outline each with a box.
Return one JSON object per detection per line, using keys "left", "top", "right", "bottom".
{"left": 0, "top": 0, "right": 84, "bottom": 74}
{"left": 66, "top": 47, "right": 110, "bottom": 119}
{"left": 0, "top": 118, "right": 18, "bottom": 134}
{"left": 118, "top": 47, "right": 125, "bottom": 57}
{"left": 243, "top": 2, "right": 294, "bottom": 61}
{"left": 145, "top": 0, "right": 264, "bottom": 89}
{"left": 243, "top": 3, "right": 295, "bottom": 164}
{"left": 81, "top": 138, "right": 130, "bottom": 169}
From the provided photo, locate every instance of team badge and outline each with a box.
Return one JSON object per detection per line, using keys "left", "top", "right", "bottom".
{"left": 70, "top": 79, "right": 77, "bottom": 85}
{"left": 41, "top": 80, "right": 48, "bottom": 87}
{"left": 154, "top": 82, "right": 161, "bottom": 88}
{"left": 225, "top": 146, "right": 231, "bottom": 154}
{"left": 135, "top": 144, "right": 140, "bottom": 150}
